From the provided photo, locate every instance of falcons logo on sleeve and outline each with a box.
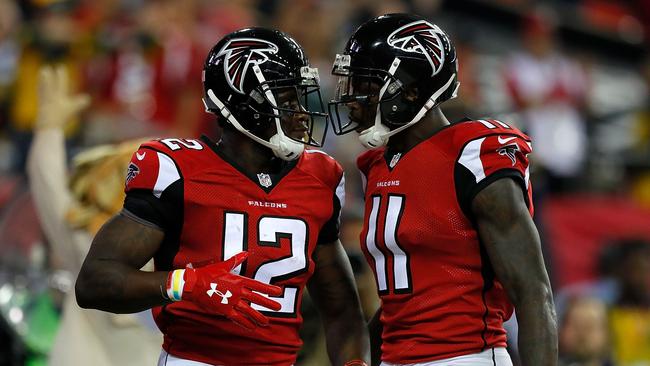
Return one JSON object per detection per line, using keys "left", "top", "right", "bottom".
{"left": 216, "top": 38, "right": 279, "bottom": 94}
{"left": 125, "top": 162, "right": 140, "bottom": 186}
{"left": 387, "top": 20, "right": 446, "bottom": 76}
{"left": 497, "top": 143, "right": 521, "bottom": 166}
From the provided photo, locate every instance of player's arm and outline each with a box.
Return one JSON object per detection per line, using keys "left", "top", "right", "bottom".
{"left": 471, "top": 178, "right": 558, "bottom": 365}
{"left": 75, "top": 213, "right": 168, "bottom": 313}
{"left": 367, "top": 307, "right": 382, "bottom": 366}
{"left": 307, "top": 240, "right": 370, "bottom": 366}
{"left": 76, "top": 212, "right": 282, "bottom": 328}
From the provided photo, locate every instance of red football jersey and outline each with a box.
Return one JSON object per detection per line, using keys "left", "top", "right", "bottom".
{"left": 357, "top": 119, "right": 533, "bottom": 363}
{"left": 123, "top": 136, "right": 344, "bottom": 365}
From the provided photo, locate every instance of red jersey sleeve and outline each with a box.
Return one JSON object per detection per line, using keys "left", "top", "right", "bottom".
{"left": 302, "top": 150, "right": 346, "bottom": 244}
{"left": 455, "top": 130, "right": 533, "bottom": 217}
{"left": 123, "top": 141, "right": 184, "bottom": 231}
{"left": 124, "top": 142, "right": 181, "bottom": 197}
{"left": 357, "top": 149, "right": 383, "bottom": 195}
{"left": 356, "top": 149, "right": 379, "bottom": 176}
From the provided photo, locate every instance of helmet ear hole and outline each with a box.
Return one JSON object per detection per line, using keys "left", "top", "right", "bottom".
{"left": 403, "top": 86, "right": 418, "bottom": 102}
{"left": 380, "top": 90, "right": 419, "bottom": 126}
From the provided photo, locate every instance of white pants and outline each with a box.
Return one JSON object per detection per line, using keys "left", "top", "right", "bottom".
{"left": 380, "top": 348, "right": 513, "bottom": 366}
{"left": 157, "top": 349, "right": 295, "bottom": 366}
{"left": 157, "top": 349, "right": 216, "bottom": 366}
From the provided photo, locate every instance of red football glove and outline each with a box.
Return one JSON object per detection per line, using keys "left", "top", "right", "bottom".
{"left": 167, "top": 252, "right": 282, "bottom": 330}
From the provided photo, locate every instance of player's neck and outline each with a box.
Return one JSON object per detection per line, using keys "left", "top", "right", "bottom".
{"left": 387, "top": 107, "right": 450, "bottom": 152}
{"left": 217, "top": 131, "right": 282, "bottom": 174}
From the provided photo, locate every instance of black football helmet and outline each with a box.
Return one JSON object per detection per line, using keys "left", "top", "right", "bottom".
{"left": 329, "top": 14, "right": 459, "bottom": 148}
{"left": 203, "top": 28, "right": 328, "bottom": 160}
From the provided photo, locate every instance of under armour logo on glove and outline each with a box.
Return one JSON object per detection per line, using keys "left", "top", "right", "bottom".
{"left": 207, "top": 283, "right": 233, "bottom": 304}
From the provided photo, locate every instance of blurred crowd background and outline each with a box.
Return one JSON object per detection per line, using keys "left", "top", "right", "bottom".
{"left": 0, "top": 0, "right": 650, "bottom": 365}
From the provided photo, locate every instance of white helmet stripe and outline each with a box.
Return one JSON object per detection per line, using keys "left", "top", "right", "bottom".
{"left": 374, "top": 58, "right": 402, "bottom": 127}
{"left": 252, "top": 65, "right": 286, "bottom": 141}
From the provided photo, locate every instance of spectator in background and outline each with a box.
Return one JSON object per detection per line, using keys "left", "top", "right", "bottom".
{"left": 559, "top": 296, "right": 613, "bottom": 366}
{"left": 80, "top": 0, "right": 218, "bottom": 146}
{"left": 504, "top": 9, "right": 590, "bottom": 193}
{"left": 26, "top": 65, "right": 161, "bottom": 366}
{"left": 273, "top": 0, "right": 340, "bottom": 66}
{"left": 80, "top": 2, "right": 173, "bottom": 144}
{"left": 10, "top": 4, "right": 84, "bottom": 174}
{"left": 628, "top": 53, "right": 650, "bottom": 207}
{"left": 552, "top": 239, "right": 650, "bottom": 365}
{"left": 140, "top": 0, "right": 207, "bottom": 137}
{"left": 554, "top": 240, "right": 624, "bottom": 319}
{"left": 608, "top": 240, "right": 650, "bottom": 364}
{"left": 0, "top": 0, "right": 20, "bottom": 137}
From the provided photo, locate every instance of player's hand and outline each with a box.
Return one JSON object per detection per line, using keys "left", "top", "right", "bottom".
{"left": 37, "top": 65, "right": 90, "bottom": 130}
{"left": 169, "top": 252, "right": 282, "bottom": 330}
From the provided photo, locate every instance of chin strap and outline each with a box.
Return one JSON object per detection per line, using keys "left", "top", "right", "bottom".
{"left": 253, "top": 65, "right": 304, "bottom": 160}
{"left": 204, "top": 65, "right": 303, "bottom": 161}
{"left": 358, "top": 57, "right": 457, "bottom": 149}
{"left": 358, "top": 58, "right": 401, "bottom": 149}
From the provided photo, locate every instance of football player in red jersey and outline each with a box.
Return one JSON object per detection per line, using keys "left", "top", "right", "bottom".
{"left": 329, "top": 14, "right": 557, "bottom": 366}
{"left": 75, "top": 28, "right": 369, "bottom": 366}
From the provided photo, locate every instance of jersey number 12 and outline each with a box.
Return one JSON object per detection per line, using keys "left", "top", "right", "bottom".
{"left": 222, "top": 212, "right": 308, "bottom": 318}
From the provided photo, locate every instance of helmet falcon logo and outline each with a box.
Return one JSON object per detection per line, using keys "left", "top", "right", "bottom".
{"left": 216, "top": 38, "right": 279, "bottom": 94}
{"left": 387, "top": 20, "right": 446, "bottom": 76}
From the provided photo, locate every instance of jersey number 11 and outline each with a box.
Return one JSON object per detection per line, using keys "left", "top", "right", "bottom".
{"left": 365, "top": 194, "right": 412, "bottom": 295}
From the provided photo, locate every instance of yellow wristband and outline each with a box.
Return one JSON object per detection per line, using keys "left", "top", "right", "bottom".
{"left": 166, "top": 269, "right": 185, "bottom": 301}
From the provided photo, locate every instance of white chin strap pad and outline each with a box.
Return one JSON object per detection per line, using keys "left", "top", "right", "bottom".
{"left": 358, "top": 124, "right": 390, "bottom": 149}
{"left": 358, "top": 58, "right": 400, "bottom": 149}
{"left": 269, "top": 133, "right": 304, "bottom": 161}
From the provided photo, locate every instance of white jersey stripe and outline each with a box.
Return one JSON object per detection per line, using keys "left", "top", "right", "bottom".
{"left": 458, "top": 138, "right": 486, "bottom": 183}
{"left": 384, "top": 196, "right": 408, "bottom": 290}
{"left": 153, "top": 152, "right": 181, "bottom": 198}
{"left": 335, "top": 173, "right": 346, "bottom": 210}
{"left": 493, "top": 119, "right": 511, "bottom": 128}
{"left": 223, "top": 213, "right": 245, "bottom": 275}
{"left": 304, "top": 149, "right": 330, "bottom": 156}
{"left": 524, "top": 165, "right": 530, "bottom": 189}
{"left": 366, "top": 196, "right": 387, "bottom": 292}
{"left": 525, "top": 141, "right": 532, "bottom": 189}
{"left": 477, "top": 119, "right": 497, "bottom": 129}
